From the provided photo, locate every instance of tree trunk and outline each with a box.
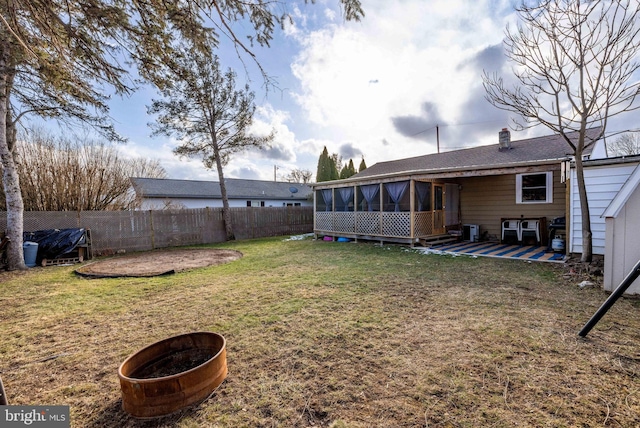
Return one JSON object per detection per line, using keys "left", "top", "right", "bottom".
{"left": 574, "top": 154, "right": 593, "bottom": 263}
{"left": 212, "top": 145, "right": 234, "bottom": 241}
{"left": 0, "top": 72, "right": 26, "bottom": 270}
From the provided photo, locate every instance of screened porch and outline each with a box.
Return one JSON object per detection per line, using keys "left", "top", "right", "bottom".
{"left": 314, "top": 180, "right": 461, "bottom": 245}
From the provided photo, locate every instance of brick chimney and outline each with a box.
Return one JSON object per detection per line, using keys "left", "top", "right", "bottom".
{"left": 498, "top": 128, "right": 511, "bottom": 150}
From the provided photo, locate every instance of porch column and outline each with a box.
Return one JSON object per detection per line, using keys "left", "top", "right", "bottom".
{"left": 353, "top": 185, "right": 357, "bottom": 211}
{"left": 332, "top": 188, "right": 336, "bottom": 232}
{"left": 332, "top": 188, "right": 336, "bottom": 212}
{"left": 410, "top": 180, "right": 415, "bottom": 242}
{"left": 379, "top": 183, "right": 384, "bottom": 244}
{"left": 353, "top": 184, "right": 357, "bottom": 242}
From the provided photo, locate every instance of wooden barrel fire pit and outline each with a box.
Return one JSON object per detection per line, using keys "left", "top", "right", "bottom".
{"left": 118, "top": 331, "right": 227, "bottom": 418}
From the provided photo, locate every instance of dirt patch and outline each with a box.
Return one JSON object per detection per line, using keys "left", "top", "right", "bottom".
{"left": 75, "top": 248, "right": 242, "bottom": 278}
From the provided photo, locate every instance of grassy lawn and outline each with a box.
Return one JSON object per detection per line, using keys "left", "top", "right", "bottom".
{"left": 1, "top": 236, "right": 639, "bottom": 427}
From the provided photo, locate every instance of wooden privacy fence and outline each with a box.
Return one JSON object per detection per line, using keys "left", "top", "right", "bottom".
{"left": 0, "top": 207, "right": 313, "bottom": 256}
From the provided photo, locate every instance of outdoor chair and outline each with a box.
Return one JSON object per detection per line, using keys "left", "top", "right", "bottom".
{"left": 520, "top": 219, "right": 541, "bottom": 245}
{"left": 501, "top": 220, "right": 521, "bottom": 243}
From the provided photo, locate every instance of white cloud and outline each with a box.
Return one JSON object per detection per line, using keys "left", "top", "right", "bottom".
{"left": 288, "top": 0, "right": 516, "bottom": 167}
{"left": 323, "top": 8, "right": 336, "bottom": 21}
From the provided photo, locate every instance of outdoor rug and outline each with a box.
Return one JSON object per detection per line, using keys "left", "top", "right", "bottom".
{"left": 428, "top": 241, "right": 566, "bottom": 263}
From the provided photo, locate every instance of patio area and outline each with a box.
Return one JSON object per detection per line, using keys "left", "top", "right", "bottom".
{"left": 426, "top": 240, "right": 566, "bottom": 263}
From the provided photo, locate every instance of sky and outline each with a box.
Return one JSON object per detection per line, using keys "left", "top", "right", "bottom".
{"left": 37, "top": 0, "right": 640, "bottom": 183}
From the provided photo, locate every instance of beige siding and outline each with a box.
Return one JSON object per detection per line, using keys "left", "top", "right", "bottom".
{"left": 459, "top": 170, "right": 565, "bottom": 242}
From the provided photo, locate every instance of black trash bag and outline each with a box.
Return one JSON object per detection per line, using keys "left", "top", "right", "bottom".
{"left": 23, "top": 228, "right": 86, "bottom": 264}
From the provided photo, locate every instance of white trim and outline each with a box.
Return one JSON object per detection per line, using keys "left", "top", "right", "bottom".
{"left": 516, "top": 171, "right": 553, "bottom": 204}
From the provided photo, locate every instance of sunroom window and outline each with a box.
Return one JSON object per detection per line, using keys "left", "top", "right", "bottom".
{"left": 516, "top": 172, "right": 553, "bottom": 203}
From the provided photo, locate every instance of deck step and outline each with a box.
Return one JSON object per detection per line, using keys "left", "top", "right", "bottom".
{"left": 418, "top": 235, "right": 460, "bottom": 247}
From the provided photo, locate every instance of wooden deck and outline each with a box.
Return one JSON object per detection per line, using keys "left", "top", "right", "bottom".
{"left": 424, "top": 241, "right": 566, "bottom": 263}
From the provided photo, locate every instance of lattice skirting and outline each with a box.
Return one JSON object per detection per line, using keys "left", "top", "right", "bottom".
{"left": 381, "top": 212, "right": 411, "bottom": 237}
{"left": 414, "top": 212, "right": 433, "bottom": 237}
{"left": 356, "top": 212, "right": 381, "bottom": 235}
{"left": 316, "top": 212, "right": 438, "bottom": 239}
{"left": 334, "top": 212, "right": 356, "bottom": 233}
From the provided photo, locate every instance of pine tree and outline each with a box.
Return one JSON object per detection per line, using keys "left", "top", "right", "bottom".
{"left": 316, "top": 147, "right": 341, "bottom": 182}
{"left": 339, "top": 164, "right": 349, "bottom": 179}
{"left": 347, "top": 159, "right": 357, "bottom": 176}
{"left": 359, "top": 158, "right": 367, "bottom": 173}
{"left": 315, "top": 147, "right": 331, "bottom": 182}
{"left": 149, "top": 54, "right": 273, "bottom": 241}
{"left": 339, "top": 159, "right": 357, "bottom": 179}
{"left": 328, "top": 153, "right": 341, "bottom": 181}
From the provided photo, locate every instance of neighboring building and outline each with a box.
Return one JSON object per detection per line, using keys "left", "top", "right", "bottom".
{"left": 131, "top": 177, "right": 313, "bottom": 210}
{"left": 312, "top": 128, "right": 605, "bottom": 247}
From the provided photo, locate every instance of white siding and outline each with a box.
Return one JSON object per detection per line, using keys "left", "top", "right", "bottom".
{"left": 569, "top": 163, "right": 638, "bottom": 255}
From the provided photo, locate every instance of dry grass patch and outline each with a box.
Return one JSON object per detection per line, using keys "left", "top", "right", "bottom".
{"left": 1, "top": 237, "right": 639, "bottom": 427}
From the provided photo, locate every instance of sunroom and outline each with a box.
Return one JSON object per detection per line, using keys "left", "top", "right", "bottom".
{"left": 314, "top": 179, "right": 461, "bottom": 246}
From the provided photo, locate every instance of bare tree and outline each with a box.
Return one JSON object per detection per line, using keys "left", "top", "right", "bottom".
{"left": 483, "top": 0, "right": 640, "bottom": 262}
{"left": 287, "top": 168, "right": 313, "bottom": 183}
{"left": 149, "top": 53, "right": 273, "bottom": 240}
{"left": 0, "top": 128, "right": 166, "bottom": 211}
{"left": 608, "top": 132, "right": 640, "bottom": 156}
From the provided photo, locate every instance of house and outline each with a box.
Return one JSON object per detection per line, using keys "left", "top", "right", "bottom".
{"left": 312, "top": 128, "right": 605, "bottom": 247}
{"left": 131, "top": 177, "right": 313, "bottom": 210}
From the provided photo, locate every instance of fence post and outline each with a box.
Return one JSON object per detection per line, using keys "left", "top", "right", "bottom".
{"left": 149, "top": 210, "right": 155, "bottom": 250}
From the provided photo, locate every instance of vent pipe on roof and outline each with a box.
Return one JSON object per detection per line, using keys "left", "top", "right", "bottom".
{"left": 499, "top": 128, "right": 511, "bottom": 151}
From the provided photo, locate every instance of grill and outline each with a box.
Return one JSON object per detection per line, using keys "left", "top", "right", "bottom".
{"left": 547, "top": 216, "right": 566, "bottom": 251}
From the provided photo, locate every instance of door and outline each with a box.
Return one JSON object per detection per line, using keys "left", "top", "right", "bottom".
{"left": 433, "top": 184, "right": 445, "bottom": 235}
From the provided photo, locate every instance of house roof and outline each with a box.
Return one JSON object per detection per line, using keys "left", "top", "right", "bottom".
{"left": 130, "top": 177, "right": 313, "bottom": 200}
{"left": 331, "top": 128, "right": 602, "bottom": 184}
